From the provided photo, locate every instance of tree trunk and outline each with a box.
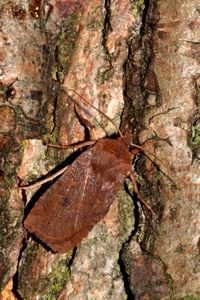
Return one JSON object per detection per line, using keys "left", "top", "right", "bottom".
{"left": 0, "top": 0, "right": 199, "bottom": 299}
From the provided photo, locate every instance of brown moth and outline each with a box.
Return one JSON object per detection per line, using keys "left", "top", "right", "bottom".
{"left": 24, "top": 135, "right": 132, "bottom": 253}
{"left": 23, "top": 90, "right": 154, "bottom": 253}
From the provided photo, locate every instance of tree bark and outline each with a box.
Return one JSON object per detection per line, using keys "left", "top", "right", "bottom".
{"left": 0, "top": 0, "right": 199, "bottom": 299}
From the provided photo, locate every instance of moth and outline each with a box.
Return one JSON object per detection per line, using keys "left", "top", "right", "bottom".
{"left": 23, "top": 90, "right": 154, "bottom": 253}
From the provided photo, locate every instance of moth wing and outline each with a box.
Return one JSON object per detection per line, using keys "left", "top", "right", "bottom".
{"left": 24, "top": 137, "right": 131, "bottom": 253}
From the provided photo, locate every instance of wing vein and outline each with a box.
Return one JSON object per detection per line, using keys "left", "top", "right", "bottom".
{"left": 74, "top": 166, "right": 90, "bottom": 230}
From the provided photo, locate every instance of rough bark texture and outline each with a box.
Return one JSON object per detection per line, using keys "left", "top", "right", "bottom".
{"left": 0, "top": 0, "right": 47, "bottom": 296}
{"left": 135, "top": 1, "right": 200, "bottom": 298}
{"left": 0, "top": 0, "right": 199, "bottom": 299}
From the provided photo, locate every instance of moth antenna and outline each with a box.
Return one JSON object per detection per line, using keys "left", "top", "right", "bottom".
{"left": 66, "top": 89, "right": 123, "bottom": 137}
{"left": 67, "top": 89, "right": 184, "bottom": 184}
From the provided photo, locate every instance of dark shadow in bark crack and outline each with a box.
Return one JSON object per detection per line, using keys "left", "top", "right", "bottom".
{"left": 118, "top": 182, "right": 141, "bottom": 299}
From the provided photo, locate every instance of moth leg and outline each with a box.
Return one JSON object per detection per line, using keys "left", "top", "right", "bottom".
{"left": 74, "top": 103, "right": 98, "bottom": 141}
{"left": 67, "top": 89, "right": 121, "bottom": 136}
{"left": 46, "top": 140, "right": 96, "bottom": 150}
{"left": 74, "top": 102, "right": 98, "bottom": 141}
{"left": 18, "top": 165, "right": 70, "bottom": 190}
{"left": 128, "top": 172, "right": 155, "bottom": 215}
